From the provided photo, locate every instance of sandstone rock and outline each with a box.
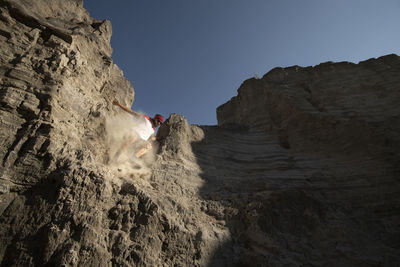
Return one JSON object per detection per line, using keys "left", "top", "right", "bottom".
{"left": 0, "top": 0, "right": 135, "bottom": 265}
{"left": 213, "top": 54, "right": 400, "bottom": 266}
{"left": 0, "top": 1, "right": 225, "bottom": 266}
{"left": 217, "top": 54, "right": 400, "bottom": 162}
{"left": 1, "top": 0, "right": 399, "bottom": 266}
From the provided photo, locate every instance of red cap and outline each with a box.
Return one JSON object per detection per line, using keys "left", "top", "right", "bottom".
{"left": 154, "top": 114, "right": 164, "bottom": 123}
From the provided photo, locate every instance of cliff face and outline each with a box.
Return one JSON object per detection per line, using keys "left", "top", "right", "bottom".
{"left": 0, "top": 0, "right": 136, "bottom": 265}
{"left": 1, "top": 1, "right": 400, "bottom": 267}
{"left": 208, "top": 55, "right": 400, "bottom": 266}
{"left": 0, "top": 1, "right": 221, "bottom": 266}
{"left": 217, "top": 56, "right": 400, "bottom": 159}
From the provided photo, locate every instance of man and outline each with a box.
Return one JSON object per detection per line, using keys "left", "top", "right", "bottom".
{"left": 112, "top": 99, "right": 164, "bottom": 158}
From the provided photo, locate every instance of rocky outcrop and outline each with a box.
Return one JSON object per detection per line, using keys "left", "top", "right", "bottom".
{"left": 0, "top": 0, "right": 136, "bottom": 265}
{"left": 1, "top": 0, "right": 399, "bottom": 266}
{"left": 0, "top": 0, "right": 134, "bottom": 182}
{"left": 0, "top": 1, "right": 226, "bottom": 266}
{"left": 217, "top": 55, "right": 400, "bottom": 161}
{"left": 212, "top": 55, "right": 400, "bottom": 266}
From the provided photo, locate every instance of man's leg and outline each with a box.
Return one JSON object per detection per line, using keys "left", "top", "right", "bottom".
{"left": 114, "top": 134, "right": 138, "bottom": 159}
{"left": 135, "top": 142, "right": 152, "bottom": 158}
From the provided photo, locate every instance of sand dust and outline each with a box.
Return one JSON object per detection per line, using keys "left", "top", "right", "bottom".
{"left": 105, "top": 113, "right": 158, "bottom": 177}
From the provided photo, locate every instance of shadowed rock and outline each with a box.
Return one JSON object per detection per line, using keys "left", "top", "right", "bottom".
{"left": 0, "top": 0, "right": 399, "bottom": 266}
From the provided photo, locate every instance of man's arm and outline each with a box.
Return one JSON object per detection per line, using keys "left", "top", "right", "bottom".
{"left": 112, "top": 99, "right": 142, "bottom": 118}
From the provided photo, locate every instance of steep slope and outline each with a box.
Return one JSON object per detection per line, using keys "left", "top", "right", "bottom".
{"left": 152, "top": 108, "right": 399, "bottom": 266}
{"left": 0, "top": 1, "right": 226, "bottom": 266}
{"left": 217, "top": 55, "right": 400, "bottom": 161}
{"left": 207, "top": 54, "right": 400, "bottom": 266}
{"left": 1, "top": 0, "right": 399, "bottom": 266}
{"left": 141, "top": 55, "right": 400, "bottom": 266}
{"left": 0, "top": 0, "right": 139, "bottom": 265}
{"left": 191, "top": 126, "right": 399, "bottom": 266}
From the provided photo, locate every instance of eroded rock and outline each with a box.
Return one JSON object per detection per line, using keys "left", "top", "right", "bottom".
{"left": 1, "top": 0, "right": 399, "bottom": 266}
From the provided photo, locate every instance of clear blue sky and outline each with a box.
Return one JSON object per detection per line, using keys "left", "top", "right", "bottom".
{"left": 84, "top": 0, "right": 400, "bottom": 125}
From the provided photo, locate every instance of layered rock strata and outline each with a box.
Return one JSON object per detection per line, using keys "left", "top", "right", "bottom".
{"left": 0, "top": 0, "right": 136, "bottom": 265}
{"left": 217, "top": 55, "right": 400, "bottom": 161}
{"left": 212, "top": 55, "right": 400, "bottom": 266}
{"left": 0, "top": 1, "right": 226, "bottom": 266}
{"left": 0, "top": 0, "right": 399, "bottom": 266}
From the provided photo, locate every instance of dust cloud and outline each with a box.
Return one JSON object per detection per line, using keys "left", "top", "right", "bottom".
{"left": 105, "top": 113, "right": 158, "bottom": 176}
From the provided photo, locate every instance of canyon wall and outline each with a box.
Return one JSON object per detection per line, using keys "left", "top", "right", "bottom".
{"left": 217, "top": 55, "right": 400, "bottom": 160}
{"left": 210, "top": 54, "right": 400, "bottom": 266}
{"left": 1, "top": 0, "right": 399, "bottom": 266}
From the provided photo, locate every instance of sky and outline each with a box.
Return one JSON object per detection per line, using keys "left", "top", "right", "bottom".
{"left": 84, "top": 0, "right": 400, "bottom": 125}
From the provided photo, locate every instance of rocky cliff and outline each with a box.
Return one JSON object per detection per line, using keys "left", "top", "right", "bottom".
{"left": 1, "top": 0, "right": 400, "bottom": 267}
{"left": 212, "top": 55, "right": 400, "bottom": 266}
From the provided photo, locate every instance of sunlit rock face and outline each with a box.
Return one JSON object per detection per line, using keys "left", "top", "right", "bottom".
{"left": 0, "top": 1, "right": 221, "bottom": 266}
{"left": 1, "top": 0, "right": 400, "bottom": 266}
{"left": 0, "top": 0, "right": 136, "bottom": 265}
